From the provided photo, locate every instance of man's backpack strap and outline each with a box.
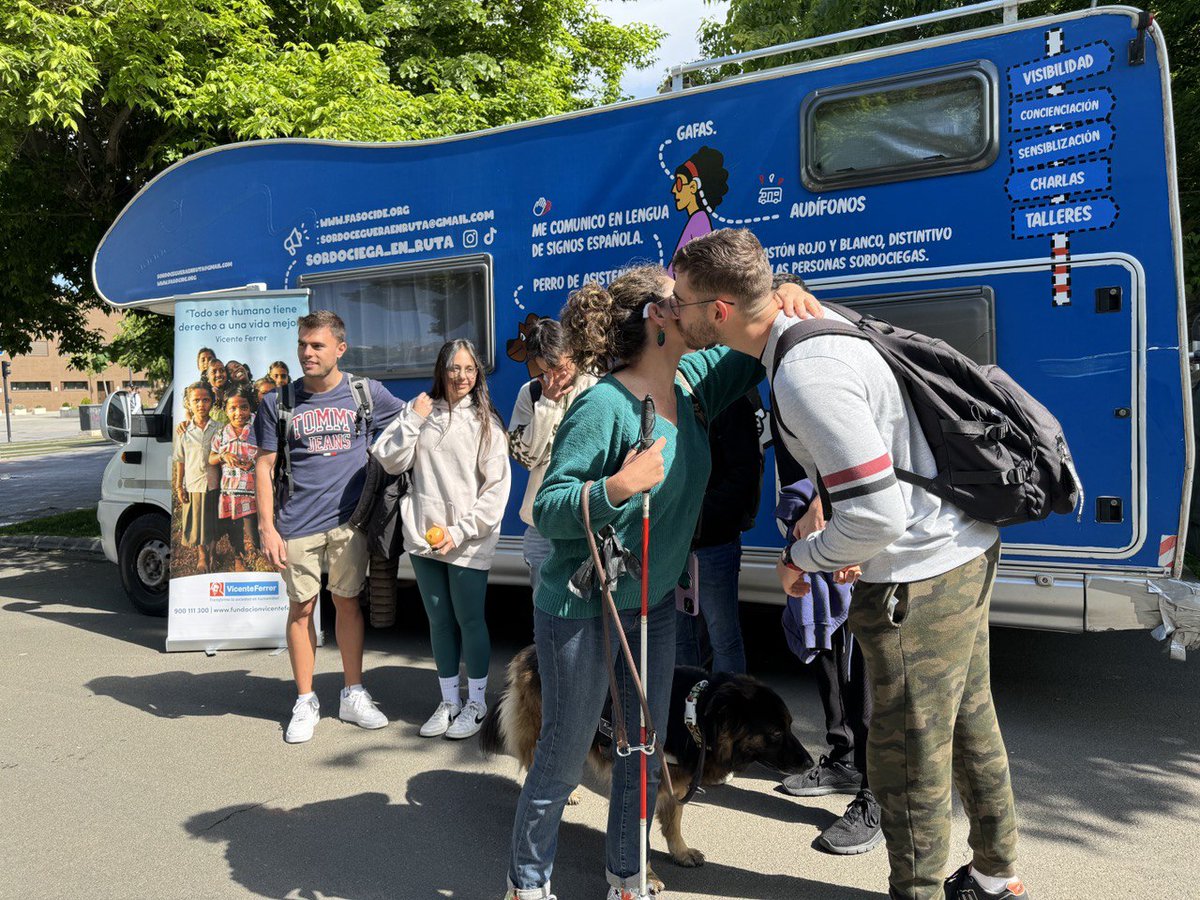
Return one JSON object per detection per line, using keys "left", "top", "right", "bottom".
{"left": 347, "top": 374, "right": 374, "bottom": 438}
{"left": 274, "top": 381, "right": 296, "bottom": 498}
{"left": 674, "top": 372, "right": 708, "bottom": 432}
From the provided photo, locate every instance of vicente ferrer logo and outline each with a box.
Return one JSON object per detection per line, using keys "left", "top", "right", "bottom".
{"left": 207, "top": 581, "right": 279, "bottom": 599}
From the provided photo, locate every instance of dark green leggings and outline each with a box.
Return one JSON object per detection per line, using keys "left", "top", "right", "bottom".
{"left": 410, "top": 555, "right": 491, "bottom": 680}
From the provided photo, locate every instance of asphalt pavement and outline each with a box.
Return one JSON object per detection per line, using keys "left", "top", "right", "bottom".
{"left": 0, "top": 414, "right": 114, "bottom": 525}
{"left": 0, "top": 446, "right": 112, "bottom": 526}
{"left": 2, "top": 549, "right": 1198, "bottom": 899}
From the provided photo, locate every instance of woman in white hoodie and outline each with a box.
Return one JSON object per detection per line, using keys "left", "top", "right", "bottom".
{"left": 371, "top": 339, "right": 511, "bottom": 740}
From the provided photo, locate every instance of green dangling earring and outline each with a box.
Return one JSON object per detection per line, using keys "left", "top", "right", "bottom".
{"left": 656, "top": 326, "right": 666, "bottom": 347}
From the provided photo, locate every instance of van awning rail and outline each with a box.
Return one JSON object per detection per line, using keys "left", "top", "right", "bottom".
{"left": 670, "top": 0, "right": 1043, "bottom": 90}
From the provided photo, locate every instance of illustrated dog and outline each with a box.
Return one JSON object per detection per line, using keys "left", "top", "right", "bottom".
{"left": 481, "top": 644, "right": 814, "bottom": 884}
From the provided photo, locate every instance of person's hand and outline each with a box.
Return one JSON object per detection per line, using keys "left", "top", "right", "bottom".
{"left": 775, "top": 282, "right": 824, "bottom": 319}
{"left": 616, "top": 436, "right": 667, "bottom": 495}
{"left": 411, "top": 392, "right": 433, "bottom": 418}
{"left": 540, "top": 366, "right": 571, "bottom": 402}
{"left": 260, "top": 527, "right": 288, "bottom": 571}
{"left": 792, "top": 500, "right": 826, "bottom": 541}
{"left": 777, "top": 557, "right": 810, "bottom": 598}
{"left": 175, "top": 421, "right": 188, "bottom": 438}
{"left": 175, "top": 489, "right": 188, "bottom": 507}
{"left": 833, "top": 565, "right": 862, "bottom": 586}
{"left": 432, "top": 531, "right": 457, "bottom": 556}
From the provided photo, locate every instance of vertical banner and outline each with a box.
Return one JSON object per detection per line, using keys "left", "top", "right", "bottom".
{"left": 167, "top": 294, "right": 312, "bottom": 651}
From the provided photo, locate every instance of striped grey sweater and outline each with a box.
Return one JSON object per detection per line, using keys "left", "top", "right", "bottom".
{"left": 765, "top": 310, "right": 997, "bottom": 584}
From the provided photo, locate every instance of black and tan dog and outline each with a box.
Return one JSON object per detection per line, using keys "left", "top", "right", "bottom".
{"left": 481, "top": 644, "right": 814, "bottom": 883}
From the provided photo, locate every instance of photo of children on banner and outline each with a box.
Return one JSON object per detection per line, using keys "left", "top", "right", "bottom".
{"left": 172, "top": 381, "right": 221, "bottom": 575}
{"left": 171, "top": 351, "right": 291, "bottom": 579}
{"left": 209, "top": 385, "right": 261, "bottom": 572}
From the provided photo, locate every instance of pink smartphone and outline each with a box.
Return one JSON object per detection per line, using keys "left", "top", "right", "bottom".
{"left": 675, "top": 552, "right": 701, "bottom": 616}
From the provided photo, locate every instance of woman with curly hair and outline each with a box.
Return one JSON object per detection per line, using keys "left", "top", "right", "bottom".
{"left": 503, "top": 264, "right": 817, "bottom": 900}
{"left": 667, "top": 145, "right": 729, "bottom": 277}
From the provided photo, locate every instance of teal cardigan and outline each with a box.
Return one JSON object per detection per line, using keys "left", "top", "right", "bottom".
{"left": 532, "top": 346, "right": 764, "bottom": 619}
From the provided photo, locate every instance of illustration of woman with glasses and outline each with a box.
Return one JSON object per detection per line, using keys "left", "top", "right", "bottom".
{"left": 370, "top": 339, "right": 511, "bottom": 741}
{"left": 667, "top": 146, "right": 730, "bottom": 277}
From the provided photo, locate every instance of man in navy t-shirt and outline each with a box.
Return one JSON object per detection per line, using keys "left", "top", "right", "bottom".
{"left": 255, "top": 310, "right": 404, "bottom": 744}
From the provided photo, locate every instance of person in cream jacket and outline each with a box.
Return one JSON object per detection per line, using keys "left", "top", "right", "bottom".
{"left": 371, "top": 339, "right": 511, "bottom": 740}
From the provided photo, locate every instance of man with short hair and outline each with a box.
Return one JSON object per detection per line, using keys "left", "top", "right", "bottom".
{"left": 255, "top": 310, "right": 405, "bottom": 744}
{"left": 669, "top": 229, "right": 1028, "bottom": 900}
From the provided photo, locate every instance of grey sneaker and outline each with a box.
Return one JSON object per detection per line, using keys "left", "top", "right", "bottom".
{"left": 445, "top": 699, "right": 487, "bottom": 740}
{"left": 782, "top": 755, "right": 863, "bottom": 797}
{"left": 419, "top": 701, "right": 461, "bottom": 738}
{"left": 816, "top": 788, "right": 884, "bottom": 855}
{"left": 285, "top": 695, "right": 320, "bottom": 744}
{"left": 339, "top": 688, "right": 388, "bottom": 730}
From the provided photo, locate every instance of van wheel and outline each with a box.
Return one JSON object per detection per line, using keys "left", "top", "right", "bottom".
{"left": 119, "top": 512, "right": 171, "bottom": 617}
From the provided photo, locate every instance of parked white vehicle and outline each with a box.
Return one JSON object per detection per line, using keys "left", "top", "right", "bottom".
{"left": 97, "top": 388, "right": 173, "bottom": 615}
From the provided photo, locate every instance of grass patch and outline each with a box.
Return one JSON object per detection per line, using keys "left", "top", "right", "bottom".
{"left": 0, "top": 507, "right": 101, "bottom": 538}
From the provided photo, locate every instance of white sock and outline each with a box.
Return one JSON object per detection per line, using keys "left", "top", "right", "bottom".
{"left": 439, "top": 676, "right": 462, "bottom": 707}
{"left": 341, "top": 683, "right": 364, "bottom": 698}
{"left": 468, "top": 677, "right": 488, "bottom": 707}
{"left": 970, "top": 867, "right": 1016, "bottom": 894}
{"left": 297, "top": 691, "right": 317, "bottom": 704}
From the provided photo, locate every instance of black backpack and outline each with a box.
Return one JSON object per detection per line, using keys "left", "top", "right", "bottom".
{"left": 769, "top": 303, "right": 1083, "bottom": 528}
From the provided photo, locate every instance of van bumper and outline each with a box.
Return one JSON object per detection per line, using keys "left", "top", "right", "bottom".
{"left": 96, "top": 500, "right": 123, "bottom": 564}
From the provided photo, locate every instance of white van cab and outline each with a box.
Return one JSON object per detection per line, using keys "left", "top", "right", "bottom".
{"left": 97, "top": 388, "right": 174, "bottom": 615}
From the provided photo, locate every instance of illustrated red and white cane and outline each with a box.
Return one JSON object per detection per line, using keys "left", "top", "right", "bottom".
{"left": 637, "top": 393, "right": 655, "bottom": 897}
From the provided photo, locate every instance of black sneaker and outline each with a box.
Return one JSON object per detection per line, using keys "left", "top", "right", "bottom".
{"left": 816, "top": 789, "right": 884, "bottom": 855}
{"left": 782, "top": 755, "right": 863, "bottom": 797}
{"left": 944, "top": 865, "right": 1030, "bottom": 899}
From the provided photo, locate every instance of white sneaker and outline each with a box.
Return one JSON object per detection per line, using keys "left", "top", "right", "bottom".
{"left": 339, "top": 688, "right": 388, "bottom": 730}
{"left": 445, "top": 699, "right": 488, "bottom": 740}
{"left": 285, "top": 695, "right": 320, "bottom": 744}
{"left": 419, "top": 701, "right": 461, "bottom": 738}
{"left": 606, "top": 888, "right": 653, "bottom": 900}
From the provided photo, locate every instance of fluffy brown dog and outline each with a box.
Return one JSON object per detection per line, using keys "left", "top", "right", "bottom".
{"left": 481, "top": 645, "right": 814, "bottom": 886}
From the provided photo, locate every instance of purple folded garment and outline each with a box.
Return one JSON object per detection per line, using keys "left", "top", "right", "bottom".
{"left": 776, "top": 479, "right": 855, "bottom": 664}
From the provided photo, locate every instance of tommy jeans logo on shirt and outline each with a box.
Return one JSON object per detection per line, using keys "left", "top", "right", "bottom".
{"left": 293, "top": 407, "right": 356, "bottom": 454}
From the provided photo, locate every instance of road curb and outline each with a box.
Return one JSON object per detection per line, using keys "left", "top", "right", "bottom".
{"left": 0, "top": 535, "right": 105, "bottom": 556}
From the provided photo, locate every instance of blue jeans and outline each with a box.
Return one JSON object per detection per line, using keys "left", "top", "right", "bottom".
{"left": 508, "top": 597, "right": 677, "bottom": 894}
{"left": 674, "top": 538, "right": 747, "bottom": 674}
{"left": 522, "top": 525, "right": 553, "bottom": 598}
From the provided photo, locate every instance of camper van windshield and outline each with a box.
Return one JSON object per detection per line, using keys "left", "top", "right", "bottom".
{"left": 301, "top": 256, "right": 493, "bottom": 379}
{"left": 804, "top": 64, "right": 995, "bottom": 190}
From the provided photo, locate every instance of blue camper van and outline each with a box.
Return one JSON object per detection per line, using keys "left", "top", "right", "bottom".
{"left": 93, "top": 1, "right": 1196, "bottom": 644}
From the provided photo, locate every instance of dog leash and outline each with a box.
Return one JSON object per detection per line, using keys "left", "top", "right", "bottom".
{"left": 581, "top": 481, "right": 675, "bottom": 799}
{"left": 680, "top": 679, "right": 709, "bottom": 805}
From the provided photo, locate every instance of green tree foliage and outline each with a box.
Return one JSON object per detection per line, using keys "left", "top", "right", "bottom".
{"left": 698, "top": 0, "right": 1200, "bottom": 308}
{"left": 0, "top": 0, "right": 662, "bottom": 366}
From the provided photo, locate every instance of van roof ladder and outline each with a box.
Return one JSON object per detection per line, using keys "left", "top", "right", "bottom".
{"left": 670, "top": 0, "right": 1043, "bottom": 91}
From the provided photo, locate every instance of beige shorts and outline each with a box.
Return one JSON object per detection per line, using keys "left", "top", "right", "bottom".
{"left": 282, "top": 522, "right": 368, "bottom": 604}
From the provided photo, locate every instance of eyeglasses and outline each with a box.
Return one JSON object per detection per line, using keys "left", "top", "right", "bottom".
{"left": 664, "top": 290, "right": 735, "bottom": 319}
{"left": 446, "top": 365, "right": 478, "bottom": 377}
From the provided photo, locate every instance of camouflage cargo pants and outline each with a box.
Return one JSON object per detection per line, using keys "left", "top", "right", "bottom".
{"left": 847, "top": 541, "right": 1018, "bottom": 900}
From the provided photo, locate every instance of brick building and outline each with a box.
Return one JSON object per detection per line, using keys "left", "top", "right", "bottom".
{"left": 1, "top": 309, "right": 152, "bottom": 412}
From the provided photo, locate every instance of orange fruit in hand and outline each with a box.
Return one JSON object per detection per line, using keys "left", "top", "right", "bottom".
{"left": 425, "top": 526, "right": 445, "bottom": 545}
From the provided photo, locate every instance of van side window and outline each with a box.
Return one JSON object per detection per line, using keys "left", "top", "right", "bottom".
{"left": 802, "top": 62, "right": 998, "bottom": 191}
{"left": 840, "top": 287, "right": 996, "bottom": 366}
{"left": 301, "top": 254, "right": 494, "bottom": 379}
